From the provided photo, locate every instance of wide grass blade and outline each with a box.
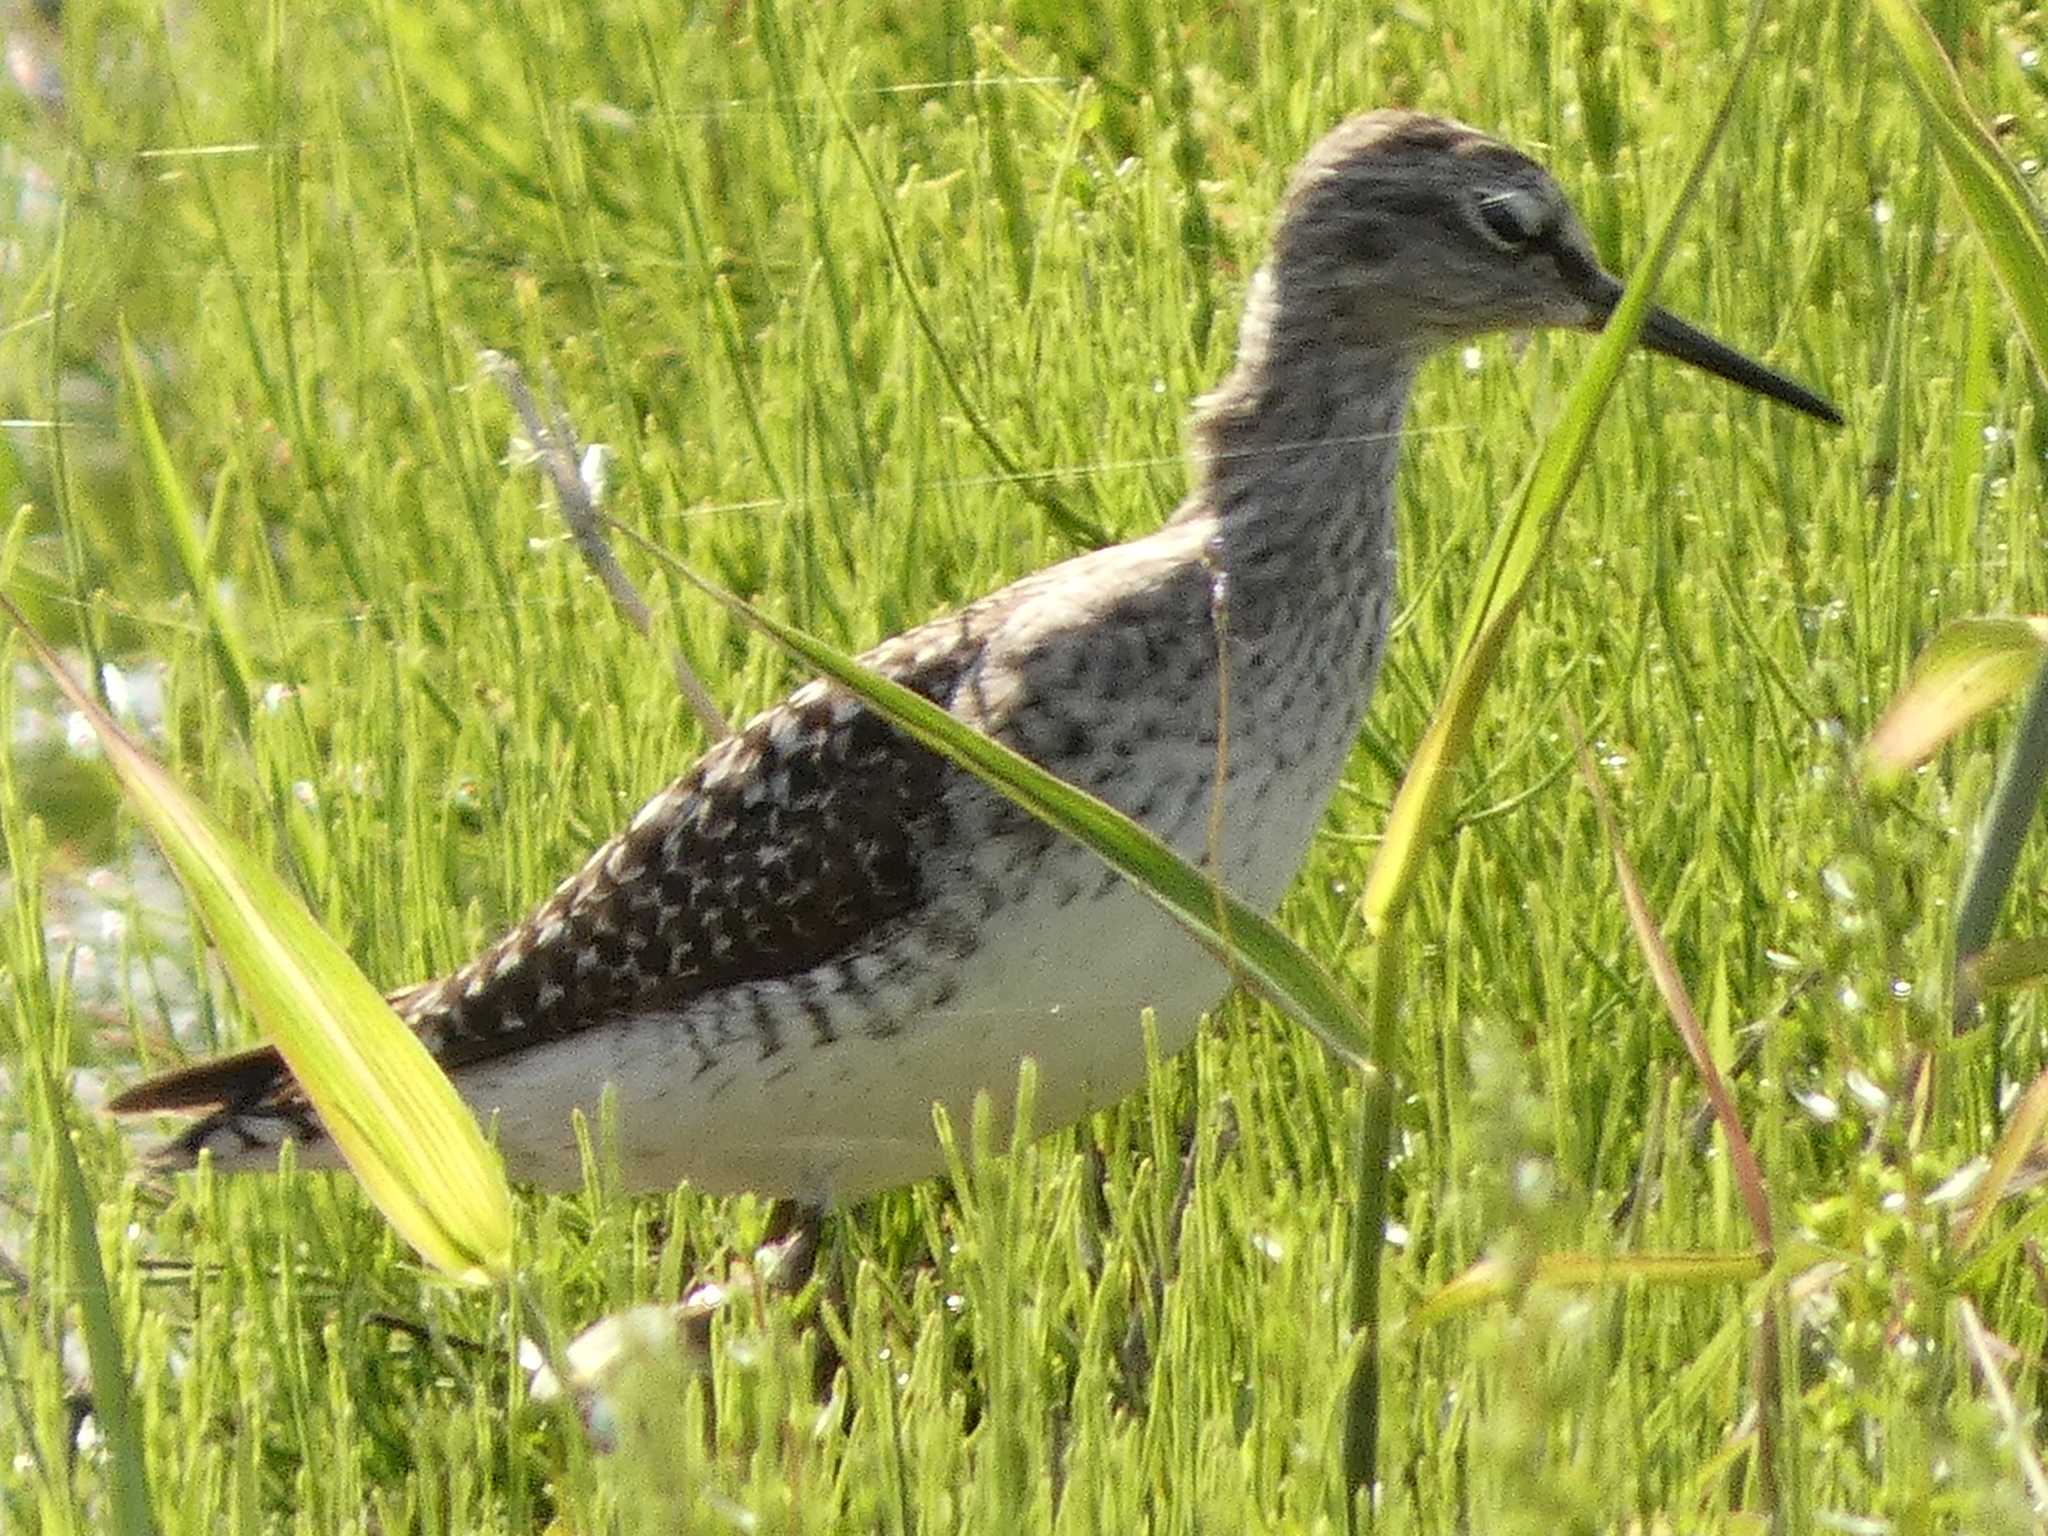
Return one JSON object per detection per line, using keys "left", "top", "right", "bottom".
{"left": 607, "top": 521, "right": 1376, "bottom": 1067}
{"left": 1864, "top": 617, "right": 2048, "bottom": 785}
{"left": 1871, "top": 0, "right": 2048, "bottom": 373}
{"left": 1951, "top": 677, "right": 2048, "bottom": 1018}
{"left": 1873, "top": 0, "right": 2048, "bottom": 1015}
{"left": 2, "top": 597, "right": 513, "bottom": 1284}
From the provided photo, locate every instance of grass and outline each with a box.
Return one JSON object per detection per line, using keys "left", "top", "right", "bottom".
{"left": 3, "top": 0, "right": 2048, "bottom": 1529}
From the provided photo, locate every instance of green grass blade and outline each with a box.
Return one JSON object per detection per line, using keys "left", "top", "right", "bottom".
{"left": 1960, "top": 936, "right": 2048, "bottom": 998}
{"left": 609, "top": 520, "right": 1376, "bottom": 1068}
{"left": 1340, "top": 1016, "right": 1398, "bottom": 1524}
{"left": 117, "top": 320, "right": 256, "bottom": 737}
{"left": 1406, "top": 1249, "right": 1768, "bottom": 1333}
{"left": 1864, "top": 617, "right": 2048, "bottom": 786}
{"left": 1357, "top": 0, "right": 1768, "bottom": 937}
{"left": 43, "top": 1087, "right": 155, "bottom": 1535}
{"left": 1871, "top": 0, "right": 2048, "bottom": 379}
{"left": 2, "top": 596, "right": 513, "bottom": 1284}
{"left": 1339, "top": 9, "right": 1772, "bottom": 1516}
{"left": 1952, "top": 675, "right": 2048, "bottom": 1013}
{"left": 1873, "top": 0, "right": 2048, "bottom": 1016}
{"left": 1957, "top": 1068, "right": 2048, "bottom": 1251}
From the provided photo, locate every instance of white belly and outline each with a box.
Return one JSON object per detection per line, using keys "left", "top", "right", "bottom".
{"left": 454, "top": 870, "right": 1227, "bottom": 1202}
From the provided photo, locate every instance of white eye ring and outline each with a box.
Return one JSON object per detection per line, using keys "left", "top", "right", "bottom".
{"left": 1473, "top": 188, "right": 1547, "bottom": 250}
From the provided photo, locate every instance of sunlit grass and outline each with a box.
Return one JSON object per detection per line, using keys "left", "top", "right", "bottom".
{"left": 3, "top": 0, "right": 2048, "bottom": 1530}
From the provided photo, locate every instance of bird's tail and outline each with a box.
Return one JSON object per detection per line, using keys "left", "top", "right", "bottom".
{"left": 105, "top": 980, "right": 444, "bottom": 1172}
{"left": 104, "top": 1044, "right": 328, "bottom": 1171}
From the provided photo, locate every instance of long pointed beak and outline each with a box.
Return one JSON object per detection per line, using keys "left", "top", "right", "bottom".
{"left": 1574, "top": 264, "right": 1842, "bottom": 426}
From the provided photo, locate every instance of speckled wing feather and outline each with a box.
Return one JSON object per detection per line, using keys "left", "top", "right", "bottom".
{"left": 109, "top": 610, "right": 999, "bottom": 1165}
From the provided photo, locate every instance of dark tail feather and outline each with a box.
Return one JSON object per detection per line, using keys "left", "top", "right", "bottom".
{"left": 105, "top": 1044, "right": 287, "bottom": 1115}
{"left": 107, "top": 981, "right": 442, "bottom": 1172}
{"left": 105, "top": 979, "right": 444, "bottom": 1116}
{"left": 108, "top": 1045, "right": 336, "bottom": 1173}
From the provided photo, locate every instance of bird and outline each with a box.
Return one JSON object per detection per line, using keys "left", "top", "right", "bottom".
{"left": 109, "top": 110, "right": 1841, "bottom": 1206}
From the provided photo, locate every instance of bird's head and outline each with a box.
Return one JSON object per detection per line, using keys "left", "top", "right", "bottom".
{"left": 1266, "top": 110, "right": 1840, "bottom": 424}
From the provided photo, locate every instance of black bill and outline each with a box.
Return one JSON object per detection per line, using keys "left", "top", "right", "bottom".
{"left": 1572, "top": 262, "right": 1842, "bottom": 427}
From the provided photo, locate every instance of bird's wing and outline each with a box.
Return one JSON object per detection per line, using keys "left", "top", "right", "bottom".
{"left": 107, "top": 615, "right": 993, "bottom": 1164}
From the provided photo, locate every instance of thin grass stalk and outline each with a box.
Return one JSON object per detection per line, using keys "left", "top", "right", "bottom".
{"left": 1160, "top": 21, "right": 1216, "bottom": 359}
{"left": 753, "top": 0, "right": 880, "bottom": 524}
{"left": 158, "top": 9, "right": 387, "bottom": 637}
{"left": 978, "top": 65, "right": 1035, "bottom": 301}
{"left": 480, "top": 351, "right": 732, "bottom": 740}
{"left": 1572, "top": 722, "right": 1792, "bottom": 1518}
{"left": 32, "top": 1058, "right": 154, "bottom": 1536}
{"left": 374, "top": 0, "right": 508, "bottom": 656}
{"left": 827, "top": 94, "right": 1107, "bottom": 550}
{"left": 0, "top": 1311, "right": 50, "bottom": 1504}
{"left": 118, "top": 322, "right": 255, "bottom": 737}
{"left": 1958, "top": 1068, "right": 2048, "bottom": 1251}
{"left": 1339, "top": 3, "right": 1770, "bottom": 1517}
{"left": 1955, "top": 1297, "right": 2048, "bottom": 1514}
{"left": 633, "top": 12, "right": 791, "bottom": 508}
{"left": 45, "top": 192, "right": 109, "bottom": 717}
{"left": 33, "top": 206, "right": 161, "bottom": 1530}
{"left": 497, "top": 20, "right": 668, "bottom": 545}
{"left": 1341, "top": 925, "right": 1401, "bottom": 1532}
{"left": 1575, "top": 747, "right": 1774, "bottom": 1249}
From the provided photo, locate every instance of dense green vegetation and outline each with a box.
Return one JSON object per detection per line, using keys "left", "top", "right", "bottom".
{"left": 4, "top": 0, "right": 2048, "bottom": 1529}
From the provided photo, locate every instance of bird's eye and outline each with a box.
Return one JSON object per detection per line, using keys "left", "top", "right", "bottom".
{"left": 1473, "top": 189, "right": 1547, "bottom": 251}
